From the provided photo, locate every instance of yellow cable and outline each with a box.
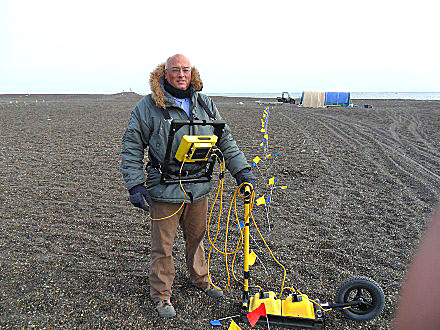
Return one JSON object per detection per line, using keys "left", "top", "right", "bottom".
{"left": 206, "top": 160, "right": 242, "bottom": 256}
{"left": 206, "top": 180, "right": 293, "bottom": 297}
{"left": 206, "top": 180, "right": 291, "bottom": 298}
{"left": 206, "top": 156, "right": 247, "bottom": 291}
{"left": 283, "top": 286, "right": 303, "bottom": 296}
{"left": 149, "top": 159, "right": 187, "bottom": 221}
{"left": 207, "top": 157, "right": 227, "bottom": 289}
{"left": 231, "top": 229, "right": 244, "bottom": 283}
{"left": 247, "top": 193, "right": 291, "bottom": 298}
{"left": 309, "top": 299, "right": 332, "bottom": 313}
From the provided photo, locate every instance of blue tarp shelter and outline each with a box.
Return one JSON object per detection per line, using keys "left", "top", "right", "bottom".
{"left": 324, "top": 92, "right": 351, "bottom": 106}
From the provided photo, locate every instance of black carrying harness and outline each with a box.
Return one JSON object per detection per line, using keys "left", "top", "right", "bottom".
{"left": 161, "top": 94, "right": 216, "bottom": 121}
{"left": 147, "top": 94, "right": 224, "bottom": 183}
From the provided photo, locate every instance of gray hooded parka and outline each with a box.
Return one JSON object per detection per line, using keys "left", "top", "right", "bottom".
{"left": 119, "top": 64, "right": 250, "bottom": 203}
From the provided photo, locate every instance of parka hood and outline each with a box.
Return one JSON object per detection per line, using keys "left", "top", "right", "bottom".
{"left": 149, "top": 63, "right": 203, "bottom": 109}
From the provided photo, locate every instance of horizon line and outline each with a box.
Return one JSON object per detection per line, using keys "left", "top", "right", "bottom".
{"left": 1, "top": 91, "right": 440, "bottom": 95}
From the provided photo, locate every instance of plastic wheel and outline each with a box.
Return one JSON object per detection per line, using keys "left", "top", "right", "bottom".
{"left": 335, "top": 276, "right": 385, "bottom": 321}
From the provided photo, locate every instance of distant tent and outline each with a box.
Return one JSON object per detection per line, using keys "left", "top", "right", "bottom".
{"left": 325, "top": 92, "right": 351, "bottom": 106}
{"left": 300, "top": 91, "right": 351, "bottom": 108}
{"left": 300, "top": 91, "right": 326, "bottom": 108}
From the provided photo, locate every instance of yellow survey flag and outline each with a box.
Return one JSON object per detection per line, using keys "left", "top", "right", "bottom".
{"left": 281, "top": 186, "right": 288, "bottom": 189}
{"left": 253, "top": 156, "right": 261, "bottom": 164}
{"left": 264, "top": 134, "right": 269, "bottom": 139}
{"left": 265, "top": 154, "right": 272, "bottom": 159}
{"left": 268, "top": 177, "right": 275, "bottom": 185}
{"left": 256, "top": 196, "right": 266, "bottom": 206}
{"left": 228, "top": 319, "right": 241, "bottom": 330}
{"left": 260, "top": 128, "right": 266, "bottom": 133}
{"left": 249, "top": 250, "right": 257, "bottom": 266}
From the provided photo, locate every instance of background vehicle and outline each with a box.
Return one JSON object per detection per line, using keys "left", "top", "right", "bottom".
{"left": 277, "top": 92, "right": 296, "bottom": 104}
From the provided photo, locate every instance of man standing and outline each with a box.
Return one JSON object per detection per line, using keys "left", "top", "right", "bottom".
{"left": 120, "top": 54, "right": 255, "bottom": 318}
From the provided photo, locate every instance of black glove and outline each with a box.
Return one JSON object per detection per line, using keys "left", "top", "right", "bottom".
{"left": 234, "top": 168, "right": 256, "bottom": 191}
{"left": 128, "top": 184, "right": 152, "bottom": 211}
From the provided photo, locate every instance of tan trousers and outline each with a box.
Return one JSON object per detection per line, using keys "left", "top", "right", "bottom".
{"left": 149, "top": 198, "right": 209, "bottom": 302}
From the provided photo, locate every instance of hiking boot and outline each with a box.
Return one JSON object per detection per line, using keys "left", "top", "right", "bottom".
{"left": 155, "top": 300, "right": 176, "bottom": 318}
{"left": 201, "top": 285, "right": 224, "bottom": 298}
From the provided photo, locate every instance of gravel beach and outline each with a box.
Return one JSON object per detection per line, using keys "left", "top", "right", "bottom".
{"left": 1, "top": 93, "right": 440, "bottom": 329}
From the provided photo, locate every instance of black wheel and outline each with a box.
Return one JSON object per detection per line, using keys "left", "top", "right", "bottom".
{"left": 335, "top": 276, "right": 385, "bottom": 321}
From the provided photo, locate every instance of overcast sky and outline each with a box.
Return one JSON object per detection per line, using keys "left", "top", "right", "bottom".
{"left": 1, "top": 0, "right": 439, "bottom": 94}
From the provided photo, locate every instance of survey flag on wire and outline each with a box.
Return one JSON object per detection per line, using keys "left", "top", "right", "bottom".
{"left": 228, "top": 319, "right": 241, "bottom": 330}
{"left": 256, "top": 196, "right": 266, "bottom": 205}
{"left": 210, "top": 319, "right": 222, "bottom": 326}
{"left": 249, "top": 250, "right": 257, "bottom": 266}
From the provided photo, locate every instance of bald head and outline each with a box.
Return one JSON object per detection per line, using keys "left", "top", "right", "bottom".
{"left": 165, "top": 54, "right": 191, "bottom": 70}
{"left": 164, "top": 54, "right": 192, "bottom": 90}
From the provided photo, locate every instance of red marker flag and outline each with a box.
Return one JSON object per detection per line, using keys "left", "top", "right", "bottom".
{"left": 247, "top": 303, "right": 267, "bottom": 327}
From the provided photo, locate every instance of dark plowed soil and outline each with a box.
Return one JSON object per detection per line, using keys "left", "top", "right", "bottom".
{"left": 1, "top": 94, "right": 440, "bottom": 329}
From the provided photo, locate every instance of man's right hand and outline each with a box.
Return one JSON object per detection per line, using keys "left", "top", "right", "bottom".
{"left": 128, "top": 184, "right": 152, "bottom": 211}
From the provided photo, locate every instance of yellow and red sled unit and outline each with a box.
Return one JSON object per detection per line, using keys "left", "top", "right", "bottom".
{"left": 239, "top": 188, "right": 384, "bottom": 329}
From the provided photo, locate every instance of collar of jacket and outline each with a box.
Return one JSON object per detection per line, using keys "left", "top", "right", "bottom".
{"left": 149, "top": 63, "right": 203, "bottom": 110}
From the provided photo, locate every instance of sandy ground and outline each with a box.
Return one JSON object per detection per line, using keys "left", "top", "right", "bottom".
{"left": 1, "top": 93, "right": 440, "bottom": 329}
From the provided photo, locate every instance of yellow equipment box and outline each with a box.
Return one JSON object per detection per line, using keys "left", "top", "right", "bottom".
{"left": 282, "top": 294, "right": 316, "bottom": 319}
{"left": 249, "top": 291, "right": 281, "bottom": 315}
{"left": 249, "top": 292, "right": 316, "bottom": 319}
{"left": 175, "top": 135, "right": 218, "bottom": 162}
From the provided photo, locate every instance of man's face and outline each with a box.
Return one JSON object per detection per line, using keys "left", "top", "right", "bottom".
{"left": 164, "top": 55, "right": 192, "bottom": 90}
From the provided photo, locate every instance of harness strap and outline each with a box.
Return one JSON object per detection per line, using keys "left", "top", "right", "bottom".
{"left": 197, "top": 94, "right": 216, "bottom": 120}
{"left": 162, "top": 108, "right": 172, "bottom": 120}
{"left": 163, "top": 94, "right": 216, "bottom": 121}
{"left": 153, "top": 94, "right": 216, "bottom": 177}
{"left": 146, "top": 158, "right": 203, "bottom": 177}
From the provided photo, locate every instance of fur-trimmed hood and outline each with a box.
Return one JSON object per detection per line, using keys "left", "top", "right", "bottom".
{"left": 149, "top": 63, "right": 203, "bottom": 109}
